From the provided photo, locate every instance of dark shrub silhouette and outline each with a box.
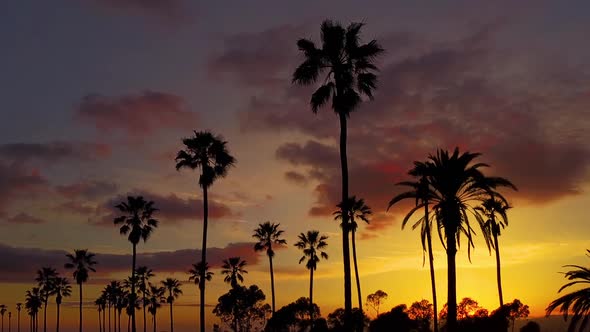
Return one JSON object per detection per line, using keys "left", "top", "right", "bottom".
{"left": 213, "top": 285, "right": 269, "bottom": 332}
{"left": 520, "top": 321, "right": 540, "bottom": 332}
{"left": 369, "top": 304, "right": 422, "bottom": 332}
{"left": 264, "top": 297, "right": 319, "bottom": 332}
{"left": 328, "top": 308, "right": 369, "bottom": 332}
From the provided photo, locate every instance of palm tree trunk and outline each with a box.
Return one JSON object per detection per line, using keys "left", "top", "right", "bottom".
{"left": 425, "top": 203, "right": 439, "bottom": 332}
{"left": 56, "top": 302, "right": 60, "bottom": 332}
{"left": 107, "top": 304, "right": 111, "bottom": 332}
{"left": 17, "top": 310, "right": 20, "bottom": 332}
{"left": 446, "top": 232, "right": 458, "bottom": 332}
{"left": 118, "top": 311, "right": 122, "bottom": 332}
{"left": 351, "top": 229, "right": 363, "bottom": 313}
{"left": 200, "top": 184, "right": 209, "bottom": 332}
{"left": 131, "top": 244, "right": 137, "bottom": 332}
{"left": 494, "top": 232, "right": 504, "bottom": 306}
{"left": 152, "top": 313, "right": 156, "bottom": 332}
{"left": 338, "top": 112, "right": 353, "bottom": 330}
{"left": 98, "top": 310, "right": 101, "bottom": 332}
{"left": 42, "top": 298, "right": 47, "bottom": 332}
{"left": 269, "top": 254, "right": 276, "bottom": 314}
{"left": 169, "top": 302, "right": 174, "bottom": 332}
{"left": 309, "top": 268, "right": 314, "bottom": 329}
{"left": 142, "top": 291, "right": 146, "bottom": 332}
{"left": 79, "top": 283, "right": 83, "bottom": 332}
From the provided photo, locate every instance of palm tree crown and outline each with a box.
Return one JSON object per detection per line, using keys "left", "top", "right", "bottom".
{"left": 65, "top": 249, "right": 97, "bottom": 284}
{"left": 253, "top": 222, "right": 287, "bottom": 257}
{"left": 295, "top": 231, "right": 329, "bottom": 271}
{"left": 161, "top": 279, "right": 182, "bottom": 304}
{"left": 221, "top": 257, "right": 248, "bottom": 288}
{"left": 188, "top": 262, "right": 213, "bottom": 286}
{"left": 113, "top": 196, "right": 159, "bottom": 245}
{"left": 334, "top": 196, "right": 372, "bottom": 231}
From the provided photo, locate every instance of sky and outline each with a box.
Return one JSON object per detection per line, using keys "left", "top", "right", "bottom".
{"left": 1, "top": 0, "right": 590, "bottom": 331}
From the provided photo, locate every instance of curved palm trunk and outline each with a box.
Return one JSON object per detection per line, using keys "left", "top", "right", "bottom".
{"left": 425, "top": 204, "right": 439, "bottom": 332}
{"left": 131, "top": 244, "right": 137, "bottom": 332}
{"left": 494, "top": 231, "right": 504, "bottom": 307}
{"left": 169, "top": 302, "right": 174, "bottom": 332}
{"left": 446, "top": 232, "right": 458, "bottom": 332}
{"left": 199, "top": 185, "right": 209, "bottom": 332}
{"left": 309, "top": 268, "right": 314, "bottom": 329}
{"left": 268, "top": 254, "right": 276, "bottom": 314}
{"left": 338, "top": 112, "right": 353, "bottom": 330}
{"left": 79, "top": 283, "right": 83, "bottom": 332}
{"left": 351, "top": 229, "right": 363, "bottom": 315}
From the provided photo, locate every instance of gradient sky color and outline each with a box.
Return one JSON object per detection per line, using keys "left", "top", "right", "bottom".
{"left": 1, "top": 1, "right": 590, "bottom": 331}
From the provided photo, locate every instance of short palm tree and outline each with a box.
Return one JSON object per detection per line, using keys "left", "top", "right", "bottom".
{"left": 113, "top": 196, "right": 159, "bottom": 332}
{"left": 175, "top": 130, "right": 235, "bottom": 332}
{"left": 292, "top": 20, "right": 383, "bottom": 324}
{"left": 295, "top": 230, "right": 329, "bottom": 325}
{"left": 388, "top": 161, "right": 439, "bottom": 332}
{"left": 161, "top": 279, "right": 182, "bottom": 332}
{"left": 188, "top": 261, "right": 213, "bottom": 288}
{"left": 0, "top": 305, "right": 6, "bottom": 332}
{"left": 147, "top": 285, "right": 165, "bottom": 332}
{"left": 53, "top": 277, "right": 71, "bottom": 332}
{"left": 221, "top": 257, "right": 248, "bottom": 289}
{"left": 252, "top": 221, "right": 287, "bottom": 314}
{"left": 546, "top": 250, "right": 590, "bottom": 332}
{"left": 65, "top": 249, "right": 97, "bottom": 332}
{"left": 105, "top": 281, "right": 123, "bottom": 332}
{"left": 25, "top": 288, "right": 42, "bottom": 332}
{"left": 475, "top": 197, "right": 513, "bottom": 307}
{"left": 35, "top": 267, "right": 58, "bottom": 332}
{"left": 135, "top": 266, "right": 155, "bottom": 332}
{"left": 16, "top": 303, "right": 21, "bottom": 332}
{"left": 334, "top": 196, "right": 371, "bottom": 313}
{"left": 94, "top": 296, "right": 106, "bottom": 332}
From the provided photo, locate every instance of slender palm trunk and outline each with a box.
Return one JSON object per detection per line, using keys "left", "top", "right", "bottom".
{"left": 338, "top": 112, "right": 352, "bottom": 329}
{"left": 118, "top": 311, "right": 122, "bottom": 332}
{"left": 446, "top": 231, "right": 458, "bottom": 332}
{"left": 142, "top": 290, "right": 146, "bottom": 332}
{"left": 98, "top": 311, "right": 101, "bottom": 332}
{"left": 199, "top": 184, "right": 208, "bottom": 332}
{"left": 17, "top": 310, "right": 20, "bottom": 332}
{"left": 126, "top": 313, "right": 129, "bottom": 332}
{"left": 169, "top": 302, "right": 174, "bottom": 332}
{"left": 494, "top": 231, "right": 504, "bottom": 307}
{"left": 56, "top": 299, "right": 61, "bottom": 332}
{"left": 425, "top": 203, "right": 439, "bottom": 332}
{"left": 309, "top": 268, "right": 314, "bottom": 328}
{"left": 79, "top": 283, "right": 83, "bottom": 332}
{"left": 269, "top": 254, "right": 276, "bottom": 314}
{"left": 107, "top": 303, "right": 111, "bottom": 332}
{"left": 42, "top": 298, "right": 47, "bottom": 332}
{"left": 351, "top": 228, "right": 363, "bottom": 313}
{"left": 152, "top": 313, "right": 156, "bottom": 332}
{"left": 131, "top": 244, "right": 137, "bottom": 332}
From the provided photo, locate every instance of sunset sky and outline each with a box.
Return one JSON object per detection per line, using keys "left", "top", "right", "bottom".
{"left": 1, "top": 1, "right": 590, "bottom": 331}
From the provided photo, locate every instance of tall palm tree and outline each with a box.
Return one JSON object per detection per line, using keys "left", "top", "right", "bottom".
{"left": 334, "top": 196, "right": 371, "bottom": 313}
{"left": 0, "top": 305, "right": 6, "bottom": 332}
{"left": 15, "top": 303, "right": 21, "bottom": 332}
{"left": 65, "top": 249, "right": 97, "bottom": 332}
{"left": 292, "top": 20, "right": 383, "bottom": 326}
{"left": 135, "top": 266, "right": 154, "bottom": 332}
{"left": 388, "top": 161, "right": 439, "bottom": 332}
{"left": 546, "top": 251, "right": 590, "bottom": 332}
{"left": 175, "top": 130, "right": 235, "bottom": 332}
{"left": 221, "top": 257, "right": 248, "bottom": 289}
{"left": 295, "top": 230, "right": 329, "bottom": 325}
{"left": 421, "top": 148, "right": 514, "bottom": 331}
{"left": 113, "top": 196, "right": 159, "bottom": 332}
{"left": 147, "top": 285, "right": 165, "bottom": 332}
{"left": 25, "top": 288, "right": 42, "bottom": 332}
{"left": 252, "top": 221, "right": 287, "bottom": 314}
{"left": 475, "top": 197, "right": 512, "bottom": 307}
{"left": 53, "top": 277, "right": 71, "bottom": 332}
{"left": 161, "top": 279, "right": 182, "bottom": 332}
{"left": 35, "top": 267, "right": 57, "bottom": 332}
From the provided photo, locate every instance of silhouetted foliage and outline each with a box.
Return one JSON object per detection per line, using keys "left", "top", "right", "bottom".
{"left": 264, "top": 297, "right": 320, "bottom": 332}
{"left": 135, "top": 266, "right": 154, "bottom": 332}
{"left": 213, "top": 285, "right": 269, "bottom": 332}
{"left": 36, "top": 267, "right": 58, "bottom": 332}
{"left": 65, "top": 249, "right": 97, "bottom": 332}
{"left": 253, "top": 221, "right": 287, "bottom": 314}
{"left": 221, "top": 257, "right": 248, "bottom": 289}
{"left": 188, "top": 261, "right": 213, "bottom": 286}
{"left": 520, "top": 321, "right": 540, "bottom": 332}
{"left": 53, "top": 276, "right": 71, "bottom": 332}
{"left": 408, "top": 299, "right": 434, "bottom": 331}
{"left": 503, "top": 299, "right": 529, "bottom": 332}
{"left": 366, "top": 290, "right": 388, "bottom": 317}
{"left": 369, "top": 304, "right": 423, "bottom": 332}
{"left": 161, "top": 278, "right": 182, "bottom": 332}
{"left": 328, "top": 308, "right": 368, "bottom": 332}
{"left": 295, "top": 231, "right": 328, "bottom": 326}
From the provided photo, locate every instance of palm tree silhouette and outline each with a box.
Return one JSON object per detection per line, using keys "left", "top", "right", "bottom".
{"left": 0, "top": 305, "right": 6, "bottom": 332}
{"left": 252, "top": 221, "right": 287, "bottom": 314}
{"left": 221, "top": 257, "right": 248, "bottom": 289}
{"left": 25, "top": 288, "right": 41, "bottom": 332}
{"left": 476, "top": 197, "right": 513, "bottom": 307}
{"left": 421, "top": 148, "right": 514, "bottom": 331}
{"left": 388, "top": 161, "right": 439, "bottom": 332}
{"left": 161, "top": 278, "right": 182, "bottom": 332}
{"left": 546, "top": 250, "right": 590, "bottom": 332}
{"left": 334, "top": 196, "right": 371, "bottom": 314}
{"left": 175, "top": 130, "right": 235, "bottom": 332}
{"left": 105, "top": 281, "right": 123, "bottom": 332}
{"left": 113, "top": 196, "right": 159, "bottom": 332}
{"left": 94, "top": 296, "right": 106, "bottom": 332}
{"left": 15, "top": 303, "right": 21, "bottom": 332}
{"left": 188, "top": 261, "right": 213, "bottom": 288}
{"left": 147, "top": 285, "right": 165, "bottom": 332}
{"left": 65, "top": 249, "right": 97, "bottom": 332}
{"left": 53, "top": 277, "right": 71, "bottom": 332}
{"left": 292, "top": 19, "right": 383, "bottom": 326}
{"left": 135, "top": 266, "right": 154, "bottom": 332}
{"left": 35, "top": 267, "right": 57, "bottom": 332}
{"left": 295, "top": 230, "right": 329, "bottom": 326}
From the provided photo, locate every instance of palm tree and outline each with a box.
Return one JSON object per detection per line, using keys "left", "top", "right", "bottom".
{"left": 147, "top": 285, "right": 165, "bottom": 332}
{"left": 15, "top": 303, "right": 21, "bottom": 332}
{"left": 221, "top": 257, "right": 248, "bottom": 289}
{"left": 252, "top": 221, "right": 287, "bottom": 314}
{"left": 295, "top": 230, "right": 329, "bottom": 325}
{"left": 113, "top": 196, "right": 159, "bottom": 332}
{"left": 94, "top": 296, "right": 106, "bottom": 332}
{"left": 188, "top": 261, "right": 213, "bottom": 289}
{"left": 475, "top": 197, "right": 513, "bottom": 307}
{"left": 105, "top": 281, "right": 123, "bottom": 332}
{"left": 53, "top": 277, "right": 71, "bottom": 332}
{"left": 175, "top": 130, "right": 235, "bottom": 332}
{"left": 35, "top": 267, "right": 57, "bottom": 332}
{"left": 135, "top": 266, "right": 154, "bottom": 332}
{"left": 546, "top": 250, "right": 590, "bottom": 332}
{"left": 161, "top": 279, "right": 182, "bottom": 332}
{"left": 25, "top": 288, "right": 42, "bottom": 332}
{"left": 421, "top": 148, "right": 514, "bottom": 331}
{"left": 292, "top": 20, "right": 383, "bottom": 326}
{"left": 65, "top": 249, "right": 97, "bottom": 332}
{"left": 388, "top": 161, "right": 439, "bottom": 332}
{"left": 1, "top": 305, "right": 6, "bottom": 332}
{"left": 334, "top": 196, "right": 371, "bottom": 313}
